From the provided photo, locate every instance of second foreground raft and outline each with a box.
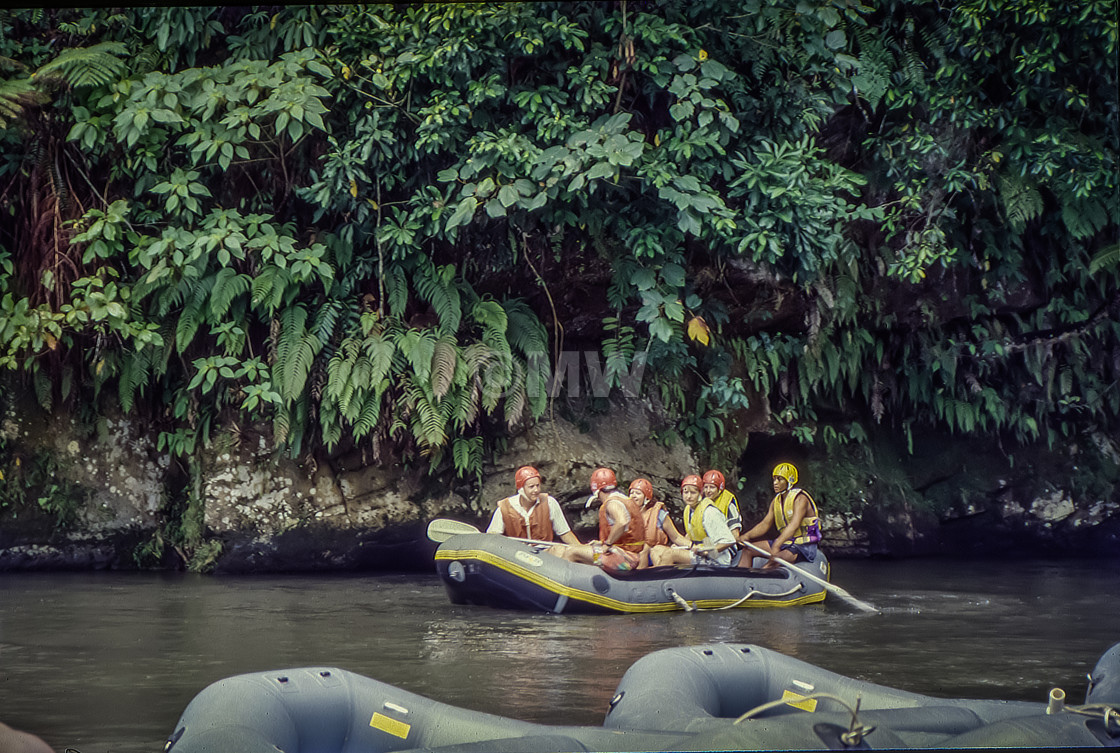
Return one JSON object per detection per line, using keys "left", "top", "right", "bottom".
{"left": 433, "top": 532, "right": 830, "bottom": 613}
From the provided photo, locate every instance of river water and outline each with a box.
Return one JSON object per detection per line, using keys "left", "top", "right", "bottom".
{"left": 1, "top": 556, "right": 1118, "bottom": 752}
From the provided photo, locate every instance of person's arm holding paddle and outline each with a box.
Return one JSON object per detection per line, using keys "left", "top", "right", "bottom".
{"left": 737, "top": 506, "right": 776, "bottom": 566}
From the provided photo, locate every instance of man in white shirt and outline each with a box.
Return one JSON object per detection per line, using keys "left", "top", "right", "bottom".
{"left": 485, "top": 466, "right": 581, "bottom": 550}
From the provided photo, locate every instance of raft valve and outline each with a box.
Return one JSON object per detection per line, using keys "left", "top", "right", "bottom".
{"left": 1046, "top": 687, "right": 1066, "bottom": 714}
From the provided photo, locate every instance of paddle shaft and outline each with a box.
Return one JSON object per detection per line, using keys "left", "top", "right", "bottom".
{"left": 739, "top": 540, "right": 879, "bottom": 613}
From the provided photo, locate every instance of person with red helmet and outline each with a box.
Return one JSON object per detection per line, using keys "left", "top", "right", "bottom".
{"left": 701, "top": 470, "right": 742, "bottom": 536}
{"left": 485, "top": 465, "right": 581, "bottom": 548}
{"left": 701, "top": 469, "right": 744, "bottom": 563}
{"left": 555, "top": 467, "right": 646, "bottom": 573}
{"left": 629, "top": 477, "right": 686, "bottom": 568}
{"left": 650, "top": 475, "right": 737, "bottom": 567}
{"left": 738, "top": 462, "right": 822, "bottom": 569}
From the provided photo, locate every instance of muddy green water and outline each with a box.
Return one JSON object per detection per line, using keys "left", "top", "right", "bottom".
{"left": 1, "top": 557, "right": 1118, "bottom": 752}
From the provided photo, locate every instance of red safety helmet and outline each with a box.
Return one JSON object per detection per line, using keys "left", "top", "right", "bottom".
{"left": 681, "top": 474, "right": 703, "bottom": 491}
{"left": 629, "top": 478, "right": 654, "bottom": 502}
{"left": 515, "top": 465, "right": 541, "bottom": 491}
{"left": 702, "top": 470, "right": 725, "bottom": 492}
{"left": 589, "top": 467, "right": 618, "bottom": 493}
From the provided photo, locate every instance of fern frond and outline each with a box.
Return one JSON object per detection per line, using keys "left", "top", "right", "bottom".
{"left": 1089, "top": 242, "right": 1120, "bottom": 274}
{"left": 312, "top": 297, "right": 346, "bottom": 343}
{"left": 33, "top": 366, "right": 52, "bottom": 411}
{"left": 275, "top": 305, "right": 323, "bottom": 401}
{"left": 480, "top": 355, "right": 510, "bottom": 413}
{"left": 273, "top": 403, "right": 292, "bottom": 445}
{"left": 413, "top": 259, "right": 462, "bottom": 334}
{"left": 997, "top": 173, "right": 1043, "bottom": 233}
{"left": 504, "top": 359, "right": 527, "bottom": 430}
{"left": 396, "top": 327, "right": 436, "bottom": 384}
{"left": 208, "top": 268, "right": 251, "bottom": 319}
{"left": 503, "top": 298, "right": 548, "bottom": 359}
{"left": 0, "top": 76, "right": 45, "bottom": 129}
{"left": 431, "top": 336, "right": 458, "bottom": 401}
{"left": 326, "top": 337, "right": 357, "bottom": 403}
{"left": 353, "top": 390, "right": 383, "bottom": 439}
{"left": 384, "top": 263, "right": 408, "bottom": 317}
{"left": 460, "top": 342, "right": 494, "bottom": 380}
{"left": 474, "top": 299, "right": 511, "bottom": 364}
{"left": 365, "top": 333, "right": 397, "bottom": 386}
{"left": 455, "top": 379, "right": 482, "bottom": 430}
{"left": 276, "top": 304, "right": 307, "bottom": 379}
{"left": 403, "top": 379, "right": 448, "bottom": 448}
{"left": 1061, "top": 197, "right": 1109, "bottom": 241}
{"left": 176, "top": 279, "right": 213, "bottom": 354}
{"left": 319, "top": 401, "right": 342, "bottom": 451}
{"left": 451, "top": 435, "right": 483, "bottom": 479}
{"left": 34, "top": 42, "right": 128, "bottom": 89}
{"left": 852, "top": 27, "right": 891, "bottom": 111}
{"left": 118, "top": 350, "right": 151, "bottom": 411}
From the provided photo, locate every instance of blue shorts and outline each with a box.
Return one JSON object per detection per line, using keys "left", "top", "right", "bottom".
{"left": 776, "top": 541, "right": 817, "bottom": 563}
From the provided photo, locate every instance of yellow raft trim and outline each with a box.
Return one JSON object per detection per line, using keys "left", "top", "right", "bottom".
{"left": 435, "top": 547, "right": 826, "bottom": 613}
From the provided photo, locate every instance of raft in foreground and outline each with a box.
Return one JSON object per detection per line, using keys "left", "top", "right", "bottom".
{"left": 433, "top": 532, "right": 829, "bottom": 613}
{"left": 165, "top": 641, "right": 1120, "bottom": 752}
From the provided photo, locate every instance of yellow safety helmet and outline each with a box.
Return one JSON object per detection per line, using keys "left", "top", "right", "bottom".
{"left": 772, "top": 462, "right": 798, "bottom": 486}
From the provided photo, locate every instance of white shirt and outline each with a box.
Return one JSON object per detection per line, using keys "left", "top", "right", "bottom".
{"left": 485, "top": 494, "right": 573, "bottom": 537}
{"left": 698, "top": 505, "right": 736, "bottom": 567}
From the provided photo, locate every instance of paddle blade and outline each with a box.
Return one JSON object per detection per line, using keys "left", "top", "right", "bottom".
{"left": 426, "top": 518, "right": 482, "bottom": 543}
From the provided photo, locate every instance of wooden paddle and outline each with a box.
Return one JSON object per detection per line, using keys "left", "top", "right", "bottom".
{"left": 739, "top": 540, "right": 880, "bottom": 614}
{"left": 426, "top": 518, "right": 556, "bottom": 547}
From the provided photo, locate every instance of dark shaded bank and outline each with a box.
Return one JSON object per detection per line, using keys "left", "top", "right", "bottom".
{"left": 1, "top": 389, "right": 1117, "bottom": 574}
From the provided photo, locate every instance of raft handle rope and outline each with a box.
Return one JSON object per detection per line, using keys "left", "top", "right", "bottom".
{"left": 670, "top": 583, "right": 804, "bottom": 612}
{"left": 733, "top": 692, "right": 875, "bottom": 746}
{"left": 711, "top": 583, "right": 804, "bottom": 611}
{"left": 1059, "top": 703, "right": 1120, "bottom": 735}
{"left": 665, "top": 587, "right": 694, "bottom": 612}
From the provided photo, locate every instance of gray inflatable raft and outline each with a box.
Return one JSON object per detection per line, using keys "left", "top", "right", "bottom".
{"left": 165, "top": 641, "right": 1120, "bottom": 751}
{"left": 434, "top": 533, "right": 828, "bottom": 613}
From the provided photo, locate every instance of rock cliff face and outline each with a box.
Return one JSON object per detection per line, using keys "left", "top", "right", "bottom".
{"left": 0, "top": 396, "right": 1117, "bottom": 572}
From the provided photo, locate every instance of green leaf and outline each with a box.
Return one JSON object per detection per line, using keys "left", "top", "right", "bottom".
{"left": 446, "top": 197, "right": 476, "bottom": 231}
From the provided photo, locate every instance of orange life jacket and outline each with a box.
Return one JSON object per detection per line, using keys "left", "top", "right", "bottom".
{"left": 597, "top": 491, "right": 646, "bottom": 552}
{"left": 498, "top": 495, "right": 555, "bottom": 541}
{"left": 641, "top": 501, "right": 669, "bottom": 546}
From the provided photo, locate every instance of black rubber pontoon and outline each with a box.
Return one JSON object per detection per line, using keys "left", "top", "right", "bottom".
{"left": 165, "top": 641, "right": 1120, "bottom": 752}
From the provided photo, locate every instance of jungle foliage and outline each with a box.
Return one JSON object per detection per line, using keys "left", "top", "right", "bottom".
{"left": 0, "top": 2, "right": 1116, "bottom": 490}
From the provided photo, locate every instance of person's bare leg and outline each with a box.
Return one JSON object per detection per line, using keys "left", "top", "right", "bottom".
{"left": 0, "top": 722, "right": 52, "bottom": 753}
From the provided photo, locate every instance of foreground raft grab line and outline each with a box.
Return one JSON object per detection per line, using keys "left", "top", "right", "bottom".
{"left": 164, "top": 641, "right": 1120, "bottom": 752}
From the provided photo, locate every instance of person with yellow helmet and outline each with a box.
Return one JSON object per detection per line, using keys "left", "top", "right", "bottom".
{"left": 650, "top": 475, "right": 737, "bottom": 567}
{"left": 738, "top": 462, "right": 822, "bottom": 569}
{"left": 485, "top": 465, "right": 582, "bottom": 551}
{"left": 555, "top": 467, "right": 647, "bottom": 573}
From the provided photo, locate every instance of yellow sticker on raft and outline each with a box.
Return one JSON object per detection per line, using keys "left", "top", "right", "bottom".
{"left": 370, "top": 712, "right": 411, "bottom": 739}
{"left": 781, "top": 689, "right": 818, "bottom": 712}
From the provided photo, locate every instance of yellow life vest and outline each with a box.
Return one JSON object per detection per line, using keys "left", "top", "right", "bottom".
{"left": 710, "top": 489, "right": 737, "bottom": 516}
{"left": 771, "top": 488, "right": 822, "bottom": 545}
{"left": 683, "top": 498, "right": 716, "bottom": 542}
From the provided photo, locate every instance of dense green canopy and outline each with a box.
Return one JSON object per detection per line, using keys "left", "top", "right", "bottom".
{"left": 1, "top": 2, "right": 1117, "bottom": 484}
